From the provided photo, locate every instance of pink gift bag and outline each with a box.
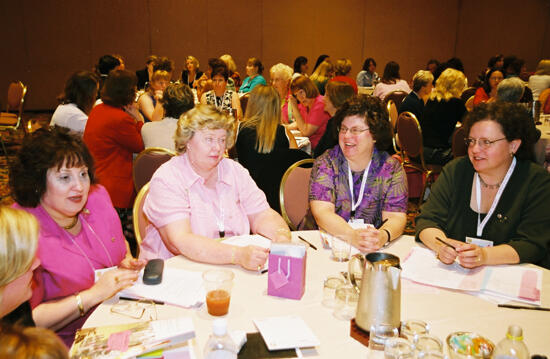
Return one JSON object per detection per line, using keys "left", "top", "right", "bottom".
{"left": 267, "top": 243, "right": 307, "bottom": 300}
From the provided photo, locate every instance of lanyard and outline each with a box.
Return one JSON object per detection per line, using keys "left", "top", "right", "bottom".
{"left": 348, "top": 160, "right": 371, "bottom": 219}
{"left": 475, "top": 157, "right": 516, "bottom": 236}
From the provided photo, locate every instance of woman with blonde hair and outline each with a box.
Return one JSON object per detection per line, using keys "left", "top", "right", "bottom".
{"left": 528, "top": 59, "right": 550, "bottom": 101}
{"left": 137, "top": 69, "right": 171, "bottom": 122}
{"left": 220, "top": 54, "right": 242, "bottom": 90}
{"left": 269, "top": 63, "right": 295, "bottom": 124}
{"left": 181, "top": 55, "right": 203, "bottom": 88}
{"left": 0, "top": 207, "right": 40, "bottom": 325}
{"left": 139, "top": 104, "right": 291, "bottom": 267}
{"left": 236, "top": 85, "right": 301, "bottom": 210}
{"left": 310, "top": 60, "right": 333, "bottom": 95}
{"left": 420, "top": 68, "right": 467, "bottom": 165}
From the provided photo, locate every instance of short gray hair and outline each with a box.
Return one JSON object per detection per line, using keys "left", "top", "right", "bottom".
{"left": 269, "top": 63, "right": 293, "bottom": 82}
{"left": 412, "top": 70, "right": 434, "bottom": 92}
{"left": 497, "top": 77, "right": 524, "bottom": 103}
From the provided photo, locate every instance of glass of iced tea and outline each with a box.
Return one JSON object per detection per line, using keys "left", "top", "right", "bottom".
{"left": 202, "top": 269, "right": 235, "bottom": 316}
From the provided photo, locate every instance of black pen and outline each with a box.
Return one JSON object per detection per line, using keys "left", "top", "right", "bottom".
{"left": 119, "top": 296, "right": 165, "bottom": 305}
{"left": 298, "top": 235, "right": 318, "bottom": 250}
{"left": 376, "top": 218, "right": 388, "bottom": 229}
{"left": 435, "top": 236, "right": 457, "bottom": 250}
{"left": 498, "top": 304, "right": 550, "bottom": 311}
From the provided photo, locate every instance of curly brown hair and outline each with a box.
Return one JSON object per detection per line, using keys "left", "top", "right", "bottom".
{"left": 9, "top": 127, "right": 96, "bottom": 207}
{"left": 463, "top": 102, "right": 539, "bottom": 161}
{"left": 334, "top": 94, "right": 392, "bottom": 151}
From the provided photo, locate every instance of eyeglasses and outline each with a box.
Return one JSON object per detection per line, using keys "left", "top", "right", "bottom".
{"left": 464, "top": 137, "right": 506, "bottom": 149}
{"left": 202, "top": 136, "right": 226, "bottom": 146}
{"left": 338, "top": 126, "right": 370, "bottom": 136}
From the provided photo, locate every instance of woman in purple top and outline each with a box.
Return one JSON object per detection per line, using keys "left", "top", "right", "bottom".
{"left": 304, "top": 95, "right": 408, "bottom": 253}
{"left": 10, "top": 127, "right": 145, "bottom": 346}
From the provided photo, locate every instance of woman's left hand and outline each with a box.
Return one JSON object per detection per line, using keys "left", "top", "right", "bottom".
{"left": 456, "top": 243, "right": 485, "bottom": 268}
{"left": 354, "top": 227, "right": 383, "bottom": 253}
{"left": 119, "top": 256, "right": 147, "bottom": 271}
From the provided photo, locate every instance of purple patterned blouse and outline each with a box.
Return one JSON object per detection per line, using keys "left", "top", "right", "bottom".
{"left": 303, "top": 145, "right": 408, "bottom": 228}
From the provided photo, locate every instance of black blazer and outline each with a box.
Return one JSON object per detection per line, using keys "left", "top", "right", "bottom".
{"left": 399, "top": 92, "right": 424, "bottom": 121}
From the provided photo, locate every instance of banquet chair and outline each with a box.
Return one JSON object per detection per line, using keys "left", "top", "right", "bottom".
{"left": 465, "top": 96, "right": 475, "bottom": 112}
{"left": 396, "top": 111, "right": 441, "bottom": 206}
{"left": 0, "top": 81, "right": 28, "bottom": 159}
{"left": 451, "top": 126, "right": 467, "bottom": 158}
{"left": 279, "top": 158, "right": 315, "bottom": 230}
{"left": 461, "top": 87, "right": 477, "bottom": 103}
{"left": 384, "top": 91, "right": 408, "bottom": 107}
{"left": 386, "top": 100, "right": 401, "bottom": 156}
{"left": 133, "top": 147, "right": 176, "bottom": 192}
{"left": 240, "top": 93, "right": 250, "bottom": 116}
{"left": 132, "top": 182, "right": 150, "bottom": 256}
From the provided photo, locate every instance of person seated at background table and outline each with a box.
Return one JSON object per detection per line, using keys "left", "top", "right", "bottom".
{"left": 195, "top": 58, "right": 226, "bottom": 100}
{"left": 310, "top": 60, "right": 333, "bottom": 95}
{"left": 139, "top": 104, "right": 291, "bottom": 269}
{"left": 314, "top": 81, "right": 356, "bottom": 158}
{"left": 528, "top": 59, "right": 550, "bottom": 101}
{"left": 220, "top": 54, "right": 241, "bottom": 91}
{"left": 329, "top": 58, "right": 357, "bottom": 93}
{"left": 94, "top": 54, "right": 121, "bottom": 96}
{"left": 373, "top": 61, "right": 411, "bottom": 101}
{"left": 50, "top": 71, "right": 99, "bottom": 135}
{"left": 312, "top": 54, "right": 330, "bottom": 73}
{"left": 473, "top": 68, "right": 504, "bottom": 106}
{"left": 288, "top": 76, "right": 331, "bottom": 150}
{"left": 137, "top": 69, "right": 170, "bottom": 122}
{"left": 420, "top": 68, "right": 467, "bottom": 165}
{"left": 84, "top": 69, "right": 145, "bottom": 253}
{"left": 270, "top": 63, "right": 295, "bottom": 124}
{"left": 503, "top": 56, "right": 533, "bottom": 103}
{"left": 356, "top": 57, "right": 380, "bottom": 87}
{"left": 0, "top": 207, "right": 39, "bottom": 327}
{"left": 496, "top": 77, "right": 525, "bottom": 103}
{"left": 239, "top": 57, "right": 267, "bottom": 94}
{"left": 10, "top": 127, "right": 144, "bottom": 346}
{"left": 0, "top": 324, "right": 69, "bottom": 359}
{"left": 181, "top": 55, "right": 204, "bottom": 89}
{"left": 236, "top": 85, "right": 301, "bottom": 211}
{"left": 142, "top": 83, "right": 195, "bottom": 151}
{"left": 200, "top": 66, "right": 242, "bottom": 120}
{"left": 302, "top": 95, "right": 408, "bottom": 252}
{"left": 416, "top": 102, "right": 550, "bottom": 269}
{"left": 292, "top": 56, "right": 309, "bottom": 80}
{"left": 399, "top": 70, "right": 434, "bottom": 121}
{"left": 426, "top": 59, "right": 440, "bottom": 75}
{"left": 136, "top": 55, "right": 159, "bottom": 90}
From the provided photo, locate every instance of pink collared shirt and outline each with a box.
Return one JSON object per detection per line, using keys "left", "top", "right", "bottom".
{"left": 139, "top": 153, "right": 269, "bottom": 260}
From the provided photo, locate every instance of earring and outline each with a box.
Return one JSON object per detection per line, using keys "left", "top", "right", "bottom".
{"left": 510, "top": 152, "right": 515, "bottom": 158}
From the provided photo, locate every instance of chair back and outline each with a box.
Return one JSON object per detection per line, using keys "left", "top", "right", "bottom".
{"left": 539, "top": 88, "right": 550, "bottom": 111}
{"left": 451, "top": 126, "right": 467, "bottom": 158}
{"left": 6, "top": 81, "right": 27, "bottom": 113}
{"left": 461, "top": 87, "right": 477, "bottom": 103}
{"left": 384, "top": 91, "right": 408, "bottom": 106}
{"left": 240, "top": 93, "right": 250, "bottom": 116}
{"left": 397, "top": 111, "right": 424, "bottom": 164}
{"left": 133, "top": 147, "right": 176, "bottom": 192}
{"left": 132, "top": 182, "right": 150, "bottom": 256}
{"left": 465, "top": 96, "right": 475, "bottom": 112}
{"left": 387, "top": 100, "right": 398, "bottom": 130}
{"left": 279, "top": 158, "right": 315, "bottom": 230}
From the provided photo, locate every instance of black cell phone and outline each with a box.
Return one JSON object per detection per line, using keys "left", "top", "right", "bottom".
{"left": 143, "top": 259, "right": 164, "bottom": 285}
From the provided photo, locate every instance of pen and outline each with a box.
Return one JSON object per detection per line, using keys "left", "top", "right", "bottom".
{"left": 435, "top": 236, "right": 457, "bottom": 250}
{"left": 298, "top": 235, "right": 318, "bottom": 250}
{"left": 498, "top": 304, "right": 550, "bottom": 311}
{"left": 376, "top": 218, "right": 388, "bottom": 229}
{"left": 260, "top": 269, "right": 268, "bottom": 274}
{"left": 119, "top": 296, "right": 165, "bottom": 305}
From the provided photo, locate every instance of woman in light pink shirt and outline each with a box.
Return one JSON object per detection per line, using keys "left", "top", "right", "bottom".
{"left": 140, "top": 104, "right": 291, "bottom": 270}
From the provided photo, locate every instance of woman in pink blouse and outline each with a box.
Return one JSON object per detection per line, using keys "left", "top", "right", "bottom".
{"left": 140, "top": 104, "right": 290, "bottom": 270}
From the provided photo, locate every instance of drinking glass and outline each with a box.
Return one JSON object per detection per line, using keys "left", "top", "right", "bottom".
{"left": 322, "top": 276, "right": 344, "bottom": 308}
{"left": 414, "top": 335, "right": 443, "bottom": 355}
{"left": 202, "top": 269, "right": 234, "bottom": 316}
{"left": 369, "top": 323, "right": 399, "bottom": 351}
{"left": 401, "top": 319, "right": 430, "bottom": 341}
{"left": 331, "top": 234, "right": 351, "bottom": 262}
{"left": 384, "top": 337, "right": 415, "bottom": 359}
{"left": 332, "top": 283, "right": 359, "bottom": 320}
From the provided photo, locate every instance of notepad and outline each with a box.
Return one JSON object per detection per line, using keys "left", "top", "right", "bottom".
{"left": 253, "top": 316, "right": 320, "bottom": 351}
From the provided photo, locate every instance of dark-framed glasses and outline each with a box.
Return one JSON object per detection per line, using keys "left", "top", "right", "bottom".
{"left": 338, "top": 126, "right": 370, "bottom": 136}
{"left": 464, "top": 137, "right": 506, "bottom": 149}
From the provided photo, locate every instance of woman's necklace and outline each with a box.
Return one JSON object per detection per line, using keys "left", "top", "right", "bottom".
{"left": 63, "top": 216, "right": 79, "bottom": 230}
{"left": 478, "top": 174, "right": 501, "bottom": 189}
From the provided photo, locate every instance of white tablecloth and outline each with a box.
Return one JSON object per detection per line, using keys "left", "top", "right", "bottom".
{"left": 85, "top": 232, "right": 550, "bottom": 357}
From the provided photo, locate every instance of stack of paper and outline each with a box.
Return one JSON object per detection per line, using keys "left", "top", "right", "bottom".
{"left": 253, "top": 315, "right": 320, "bottom": 350}
{"left": 120, "top": 267, "right": 205, "bottom": 308}
{"left": 401, "top": 247, "right": 542, "bottom": 305}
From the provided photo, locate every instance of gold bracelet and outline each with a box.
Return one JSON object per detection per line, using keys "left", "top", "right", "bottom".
{"left": 75, "top": 292, "right": 85, "bottom": 317}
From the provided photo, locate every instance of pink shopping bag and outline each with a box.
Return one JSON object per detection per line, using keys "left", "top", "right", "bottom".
{"left": 267, "top": 244, "right": 307, "bottom": 300}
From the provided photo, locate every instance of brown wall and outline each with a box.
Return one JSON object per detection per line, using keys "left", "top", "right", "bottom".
{"left": 1, "top": 0, "right": 549, "bottom": 110}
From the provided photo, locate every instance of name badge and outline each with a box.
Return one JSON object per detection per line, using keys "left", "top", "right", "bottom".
{"left": 465, "top": 237, "right": 494, "bottom": 248}
{"left": 348, "top": 219, "right": 374, "bottom": 230}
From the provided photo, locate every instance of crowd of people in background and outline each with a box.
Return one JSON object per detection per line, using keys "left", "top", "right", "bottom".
{"left": 1, "top": 49, "right": 550, "bottom": 357}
